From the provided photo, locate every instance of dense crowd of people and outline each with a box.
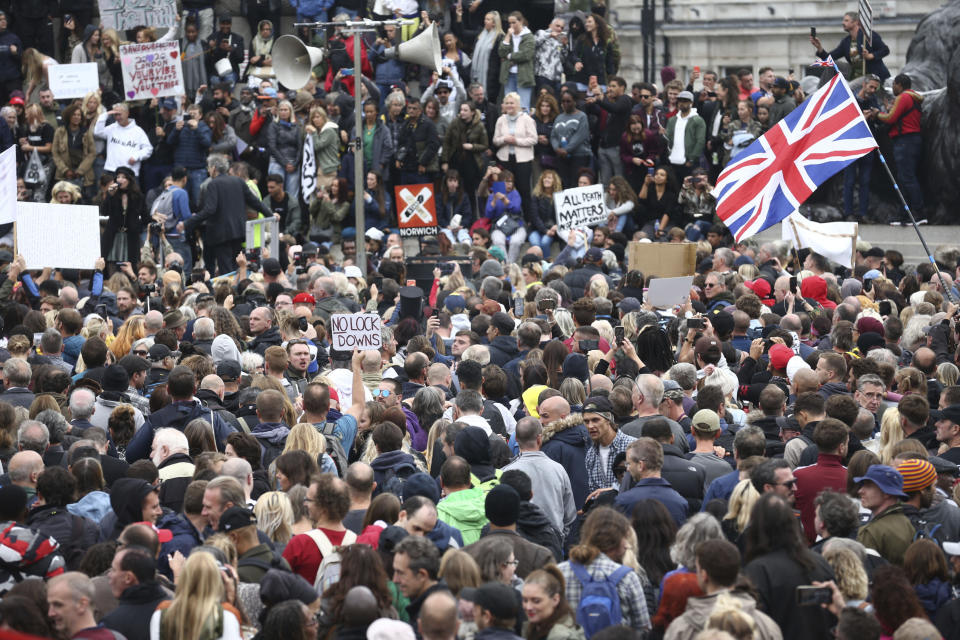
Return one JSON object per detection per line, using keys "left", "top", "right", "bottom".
{"left": 0, "top": 3, "right": 954, "bottom": 640}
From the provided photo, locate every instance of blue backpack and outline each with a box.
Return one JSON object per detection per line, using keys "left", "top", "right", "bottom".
{"left": 569, "top": 562, "right": 633, "bottom": 638}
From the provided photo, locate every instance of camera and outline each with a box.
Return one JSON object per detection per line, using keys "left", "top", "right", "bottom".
{"left": 440, "top": 261, "right": 455, "bottom": 275}
{"left": 142, "top": 283, "right": 157, "bottom": 293}
{"left": 149, "top": 222, "right": 163, "bottom": 233}
{"left": 537, "top": 298, "right": 557, "bottom": 312}
{"left": 245, "top": 247, "right": 261, "bottom": 271}
{"left": 687, "top": 317, "right": 705, "bottom": 329}
{"left": 579, "top": 339, "right": 600, "bottom": 352}
{"left": 298, "top": 316, "right": 309, "bottom": 332}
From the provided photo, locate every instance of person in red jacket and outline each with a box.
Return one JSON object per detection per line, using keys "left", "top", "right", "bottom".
{"left": 877, "top": 73, "right": 925, "bottom": 225}
{"left": 794, "top": 418, "right": 849, "bottom": 544}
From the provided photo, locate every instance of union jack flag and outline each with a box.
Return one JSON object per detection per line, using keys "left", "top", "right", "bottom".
{"left": 812, "top": 56, "right": 836, "bottom": 67}
{"left": 715, "top": 72, "right": 878, "bottom": 242}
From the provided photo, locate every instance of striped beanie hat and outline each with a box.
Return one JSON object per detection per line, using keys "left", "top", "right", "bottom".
{"left": 897, "top": 459, "right": 938, "bottom": 493}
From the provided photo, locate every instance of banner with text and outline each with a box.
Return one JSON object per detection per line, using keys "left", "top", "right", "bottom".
{"left": 555, "top": 184, "right": 607, "bottom": 232}
{"left": 49, "top": 63, "right": 100, "bottom": 100}
{"left": 0, "top": 146, "right": 15, "bottom": 225}
{"left": 99, "top": 0, "right": 178, "bottom": 31}
{"left": 16, "top": 203, "right": 100, "bottom": 269}
{"left": 329, "top": 314, "right": 383, "bottom": 351}
{"left": 395, "top": 183, "right": 438, "bottom": 237}
{"left": 119, "top": 41, "right": 184, "bottom": 101}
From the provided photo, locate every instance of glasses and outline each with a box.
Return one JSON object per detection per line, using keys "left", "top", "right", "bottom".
{"left": 134, "top": 350, "right": 148, "bottom": 356}
{"left": 373, "top": 389, "right": 391, "bottom": 398}
{"left": 501, "top": 559, "right": 519, "bottom": 566}
{"left": 776, "top": 479, "right": 797, "bottom": 488}
{"left": 639, "top": 94, "right": 653, "bottom": 99}
{"left": 704, "top": 283, "right": 717, "bottom": 288}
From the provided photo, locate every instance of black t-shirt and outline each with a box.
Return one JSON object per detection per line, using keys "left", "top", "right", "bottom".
{"left": 20, "top": 122, "right": 54, "bottom": 161}
{"left": 939, "top": 447, "right": 960, "bottom": 466}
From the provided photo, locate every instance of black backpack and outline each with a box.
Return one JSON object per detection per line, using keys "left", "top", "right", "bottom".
{"left": 381, "top": 461, "right": 418, "bottom": 497}
{"left": 318, "top": 422, "right": 349, "bottom": 476}
{"left": 237, "top": 551, "right": 289, "bottom": 573}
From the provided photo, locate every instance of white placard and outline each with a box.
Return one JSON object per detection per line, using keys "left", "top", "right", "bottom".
{"left": 245, "top": 217, "right": 281, "bottom": 257}
{"left": 16, "top": 203, "right": 100, "bottom": 269}
{"left": 646, "top": 276, "right": 695, "bottom": 309}
{"left": 48, "top": 63, "right": 100, "bottom": 100}
{"left": 99, "top": 0, "right": 177, "bottom": 31}
{"left": 781, "top": 211, "right": 859, "bottom": 269}
{"left": 554, "top": 184, "right": 607, "bottom": 232}
{"left": 0, "top": 146, "right": 15, "bottom": 225}
{"left": 329, "top": 314, "right": 383, "bottom": 351}
{"left": 119, "top": 41, "right": 184, "bottom": 101}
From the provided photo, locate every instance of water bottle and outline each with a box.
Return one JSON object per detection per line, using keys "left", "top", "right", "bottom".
{"left": 561, "top": 136, "right": 568, "bottom": 149}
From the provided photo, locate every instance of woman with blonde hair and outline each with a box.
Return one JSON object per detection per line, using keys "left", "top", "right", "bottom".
{"left": 21, "top": 49, "right": 57, "bottom": 103}
{"left": 878, "top": 408, "right": 905, "bottom": 465}
{"left": 150, "top": 551, "right": 244, "bottom": 640}
{"left": 439, "top": 549, "right": 482, "bottom": 597}
{"left": 305, "top": 105, "right": 340, "bottom": 191}
{"left": 469, "top": 10, "right": 504, "bottom": 97}
{"left": 937, "top": 362, "right": 959, "bottom": 388}
{"left": 267, "top": 100, "right": 303, "bottom": 200}
{"left": 276, "top": 422, "right": 337, "bottom": 475}
{"left": 254, "top": 491, "right": 295, "bottom": 552}
{"left": 722, "top": 479, "right": 760, "bottom": 544}
{"left": 822, "top": 541, "right": 870, "bottom": 610}
{"left": 110, "top": 315, "right": 146, "bottom": 359}
{"left": 49, "top": 180, "right": 83, "bottom": 204}
{"left": 894, "top": 366, "right": 927, "bottom": 399}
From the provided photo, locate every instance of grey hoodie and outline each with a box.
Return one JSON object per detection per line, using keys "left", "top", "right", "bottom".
{"left": 664, "top": 590, "right": 782, "bottom": 640}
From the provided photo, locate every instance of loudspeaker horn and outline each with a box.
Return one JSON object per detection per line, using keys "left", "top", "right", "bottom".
{"left": 384, "top": 23, "right": 442, "bottom": 74}
{"left": 274, "top": 35, "right": 325, "bottom": 90}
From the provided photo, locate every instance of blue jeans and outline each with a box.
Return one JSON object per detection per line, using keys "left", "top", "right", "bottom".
{"left": 166, "top": 236, "right": 193, "bottom": 273}
{"left": 187, "top": 168, "right": 208, "bottom": 209}
{"left": 504, "top": 73, "right": 533, "bottom": 110}
{"left": 892, "top": 133, "right": 924, "bottom": 215}
{"left": 528, "top": 230, "right": 554, "bottom": 256}
{"left": 843, "top": 152, "right": 874, "bottom": 217}
{"left": 209, "top": 71, "right": 238, "bottom": 89}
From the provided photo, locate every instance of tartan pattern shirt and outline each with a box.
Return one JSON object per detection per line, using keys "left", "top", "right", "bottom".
{"left": 585, "top": 430, "right": 637, "bottom": 493}
{"left": 559, "top": 553, "right": 651, "bottom": 633}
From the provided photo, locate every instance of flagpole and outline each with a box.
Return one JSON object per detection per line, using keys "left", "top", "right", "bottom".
{"left": 821, "top": 59, "right": 956, "bottom": 304}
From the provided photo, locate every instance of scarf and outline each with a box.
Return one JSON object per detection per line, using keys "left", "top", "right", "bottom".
{"left": 505, "top": 112, "right": 519, "bottom": 155}
{"left": 252, "top": 21, "right": 274, "bottom": 57}
{"left": 472, "top": 27, "right": 498, "bottom": 86}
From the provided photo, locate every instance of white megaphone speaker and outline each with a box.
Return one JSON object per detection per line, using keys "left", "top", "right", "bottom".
{"left": 274, "top": 35, "right": 325, "bottom": 90}
{"left": 384, "top": 22, "right": 442, "bottom": 74}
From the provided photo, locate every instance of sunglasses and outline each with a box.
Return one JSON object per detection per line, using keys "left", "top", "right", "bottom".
{"left": 373, "top": 389, "right": 391, "bottom": 398}
{"left": 133, "top": 350, "right": 148, "bottom": 357}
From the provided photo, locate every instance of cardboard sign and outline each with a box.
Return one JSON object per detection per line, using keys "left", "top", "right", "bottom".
{"left": 627, "top": 241, "right": 697, "bottom": 278}
{"left": 329, "top": 313, "right": 383, "bottom": 351}
{"left": 554, "top": 184, "right": 607, "bottom": 232}
{"left": 395, "top": 183, "right": 438, "bottom": 237}
{"left": 0, "top": 146, "right": 15, "bottom": 225}
{"left": 16, "top": 203, "right": 100, "bottom": 269}
{"left": 119, "top": 41, "right": 184, "bottom": 101}
{"left": 48, "top": 63, "right": 99, "bottom": 100}
{"left": 99, "top": 0, "right": 177, "bottom": 31}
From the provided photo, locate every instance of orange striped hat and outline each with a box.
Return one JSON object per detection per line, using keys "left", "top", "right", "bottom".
{"left": 896, "top": 459, "right": 937, "bottom": 493}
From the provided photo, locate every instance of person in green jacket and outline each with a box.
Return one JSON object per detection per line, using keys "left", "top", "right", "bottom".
{"left": 665, "top": 90, "right": 706, "bottom": 184}
{"left": 499, "top": 11, "right": 536, "bottom": 110}
{"left": 305, "top": 105, "right": 340, "bottom": 190}
{"left": 437, "top": 455, "right": 489, "bottom": 545}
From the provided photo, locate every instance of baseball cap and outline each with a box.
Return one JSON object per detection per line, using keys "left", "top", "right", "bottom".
{"left": 216, "top": 360, "right": 242, "bottom": 382}
{"left": 8, "top": 96, "right": 24, "bottom": 106}
{"left": 707, "top": 309, "right": 734, "bottom": 337}
{"left": 768, "top": 343, "right": 794, "bottom": 370}
{"left": 694, "top": 336, "right": 721, "bottom": 359}
{"left": 929, "top": 456, "right": 960, "bottom": 477}
{"left": 853, "top": 464, "right": 908, "bottom": 498}
{"left": 896, "top": 459, "right": 937, "bottom": 493}
{"left": 585, "top": 247, "right": 604, "bottom": 263}
{"left": 159, "top": 97, "right": 178, "bottom": 110}
{"left": 691, "top": 409, "right": 720, "bottom": 433}
{"left": 444, "top": 295, "right": 466, "bottom": 313}
{"left": 583, "top": 396, "right": 614, "bottom": 417}
{"left": 930, "top": 404, "right": 960, "bottom": 424}
{"left": 133, "top": 521, "right": 173, "bottom": 543}
{"left": 863, "top": 269, "right": 883, "bottom": 281}
{"left": 344, "top": 265, "right": 363, "bottom": 279}
{"left": 744, "top": 279, "right": 772, "bottom": 299}
{"left": 258, "top": 87, "right": 279, "bottom": 100}
{"left": 365, "top": 228, "right": 385, "bottom": 242}
{"left": 662, "top": 379, "right": 684, "bottom": 399}
{"left": 261, "top": 258, "right": 282, "bottom": 276}
{"left": 677, "top": 90, "right": 695, "bottom": 101}
{"left": 118, "top": 354, "right": 151, "bottom": 375}
{"left": 292, "top": 293, "right": 316, "bottom": 305}
{"left": 460, "top": 583, "right": 520, "bottom": 620}
{"left": 775, "top": 415, "right": 801, "bottom": 434}
{"left": 402, "top": 472, "right": 440, "bottom": 503}
{"left": 773, "top": 77, "right": 790, "bottom": 89}
{"left": 619, "top": 297, "right": 642, "bottom": 314}
{"left": 218, "top": 506, "right": 257, "bottom": 532}
{"left": 148, "top": 343, "right": 175, "bottom": 362}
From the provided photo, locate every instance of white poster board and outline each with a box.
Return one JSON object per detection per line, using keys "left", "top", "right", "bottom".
{"left": 554, "top": 184, "right": 607, "bottom": 232}
{"left": 48, "top": 63, "right": 100, "bottom": 100}
{"left": 0, "top": 146, "right": 15, "bottom": 225}
{"left": 119, "top": 41, "right": 184, "bottom": 101}
{"left": 329, "top": 314, "right": 383, "bottom": 351}
{"left": 781, "top": 211, "right": 858, "bottom": 269}
{"left": 16, "top": 203, "right": 100, "bottom": 269}
{"left": 99, "top": 0, "right": 178, "bottom": 31}
{"left": 646, "top": 276, "right": 695, "bottom": 309}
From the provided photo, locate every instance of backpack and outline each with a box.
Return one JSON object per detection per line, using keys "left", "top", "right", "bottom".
{"left": 307, "top": 528, "right": 358, "bottom": 594}
{"left": 318, "top": 422, "right": 349, "bottom": 476}
{"left": 149, "top": 187, "right": 178, "bottom": 233}
{"left": 730, "top": 130, "right": 756, "bottom": 161}
{"left": 569, "top": 562, "right": 633, "bottom": 639}
{"left": 237, "top": 551, "right": 289, "bottom": 573}
{"left": 257, "top": 438, "right": 285, "bottom": 469}
{"left": 381, "top": 460, "right": 418, "bottom": 498}
{"left": 61, "top": 514, "right": 89, "bottom": 570}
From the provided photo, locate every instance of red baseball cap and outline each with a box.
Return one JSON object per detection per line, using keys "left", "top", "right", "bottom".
{"left": 133, "top": 521, "right": 173, "bottom": 543}
{"left": 292, "top": 293, "right": 316, "bottom": 305}
{"left": 768, "top": 344, "right": 794, "bottom": 371}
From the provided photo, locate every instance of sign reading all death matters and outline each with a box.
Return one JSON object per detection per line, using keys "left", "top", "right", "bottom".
{"left": 329, "top": 314, "right": 383, "bottom": 351}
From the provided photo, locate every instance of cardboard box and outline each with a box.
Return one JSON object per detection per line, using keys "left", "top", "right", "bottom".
{"left": 627, "top": 242, "right": 697, "bottom": 278}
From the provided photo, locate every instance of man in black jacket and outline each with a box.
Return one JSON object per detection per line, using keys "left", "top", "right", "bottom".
{"left": 180, "top": 154, "right": 272, "bottom": 275}
{"left": 26, "top": 466, "right": 98, "bottom": 570}
{"left": 395, "top": 99, "right": 440, "bottom": 186}
{"left": 101, "top": 545, "right": 171, "bottom": 640}
{"left": 562, "top": 248, "right": 611, "bottom": 299}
